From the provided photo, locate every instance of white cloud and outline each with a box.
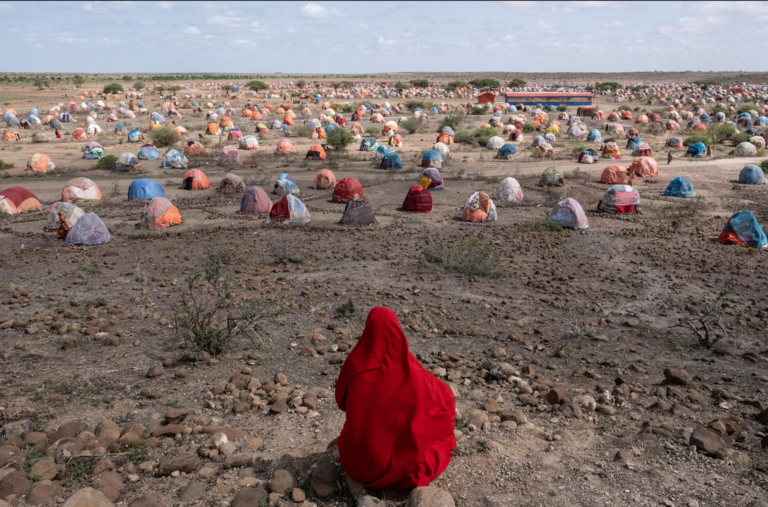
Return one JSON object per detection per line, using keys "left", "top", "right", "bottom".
{"left": 207, "top": 15, "right": 244, "bottom": 27}
{"left": 157, "top": 1, "right": 173, "bottom": 9}
{"left": 231, "top": 39, "right": 256, "bottom": 49}
{"left": 561, "top": 1, "right": 621, "bottom": 12}
{"left": 330, "top": 7, "right": 348, "bottom": 18}
{"left": 358, "top": 22, "right": 369, "bottom": 30}
{"left": 700, "top": 1, "right": 768, "bottom": 14}
{"left": 535, "top": 21, "right": 557, "bottom": 34}
{"left": 677, "top": 16, "right": 724, "bottom": 33}
{"left": 82, "top": 1, "right": 135, "bottom": 13}
{"left": 299, "top": 3, "right": 328, "bottom": 19}
{"left": 251, "top": 20, "right": 274, "bottom": 34}
{"left": 96, "top": 37, "right": 122, "bottom": 45}
{"left": 501, "top": 35, "right": 514, "bottom": 42}
{"left": 0, "top": 4, "right": 13, "bottom": 11}
{"left": 141, "top": 20, "right": 156, "bottom": 26}
{"left": 285, "top": 28, "right": 298, "bottom": 34}
{"left": 497, "top": 1, "right": 538, "bottom": 11}
{"left": 606, "top": 21, "right": 626, "bottom": 28}
{"left": 378, "top": 36, "right": 395, "bottom": 46}
{"left": 183, "top": 26, "right": 200, "bottom": 35}
{"left": 59, "top": 31, "right": 88, "bottom": 43}
{"left": 5, "top": 27, "right": 18, "bottom": 32}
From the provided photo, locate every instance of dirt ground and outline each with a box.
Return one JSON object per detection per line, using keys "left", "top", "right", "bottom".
{"left": 1, "top": 78, "right": 768, "bottom": 507}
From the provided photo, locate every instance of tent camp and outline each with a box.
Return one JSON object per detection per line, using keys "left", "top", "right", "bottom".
{"left": 181, "top": 169, "right": 210, "bottom": 190}
{"left": 422, "top": 150, "right": 444, "bottom": 168}
{"left": 629, "top": 157, "right": 659, "bottom": 178}
{"left": 84, "top": 142, "right": 104, "bottom": 159}
{"left": 486, "top": 136, "right": 505, "bottom": 150}
{"left": 332, "top": 178, "right": 364, "bottom": 203}
{"left": 598, "top": 185, "right": 641, "bottom": 214}
{"left": 138, "top": 145, "right": 161, "bottom": 160}
{"left": 65, "top": 213, "right": 110, "bottom": 245}
{"left": 497, "top": 177, "right": 523, "bottom": 202}
{"left": 315, "top": 169, "right": 336, "bottom": 189}
{"left": 686, "top": 142, "right": 706, "bottom": 157}
{"left": 26, "top": 153, "right": 55, "bottom": 173}
{"left": 380, "top": 151, "right": 403, "bottom": 169}
{"left": 550, "top": 198, "right": 588, "bottom": 229}
{"left": 600, "top": 165, "right": 627, "bottom": 184}
{"left": 117, "top": 152, "right": 141, "bottom": 172}
{"left": 497, "top": 144, "right": 518, "bottom": 159}
{"left": 61, "top": 178, "right": 102, "bottom": 202}
{"left": 239, "top": 186, "right": 272, "bottom": 215}
{"left": 540, "top": 166, "right": 565, "bottom": 186}
{"left": 420, "top": 168, "right": 443, "bottom": 190}
{"left": 275, "top": 139, "right": 295, "bottom": 154}
{"left": 664, "top": 177, "right": 694, "bottom": 198}
{"left": 274, "top": 173, "right": 300, "bottom": 196}
{"left": 462, "top": 191, "right": 497, "bottom": 222}
{"left": 402, "top": 185, "right": 432, "bottom": 213}
{"left": 45, "top": 201, "right": 84, "bottom": 230}
{"left": 306, "top": 145, "right": 326, "bottom": 160}
{"left": 140, "top": 197, "right": 183, "bottom": 229}
{"left": 0, "top": 187, "right": 42, "bottom": 215}
{"left": 734, "top": 142, "right": 757, "bottom": 157}
{"left": 160, "top": 149, "right": 189, "bottom": 169}
{"left": 128, "top": 179, "right": 165, "bottom": 201}
{"left": 339, "top": 195, "right": 376, "bottom": 226}
{"left": 239, "top": 135, "right": 259, "bottom": 150}
{"left": 738, "top": 165, "right": 765, "bottom": 185}
{"left": 184, "top": 141, "right": 207, "bottom": 157}
{"left": 219, "top": 173, "right": 245, "bottom": 194}
{"left": 718, "top": 210, "right": 767, "bottom": 249}
{"left": 268, "top": 194, "right": 311, "bottom": 225}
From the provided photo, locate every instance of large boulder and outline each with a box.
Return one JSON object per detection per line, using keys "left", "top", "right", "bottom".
{"left": 62, "top": 487, "right": 115, "bottom": 507}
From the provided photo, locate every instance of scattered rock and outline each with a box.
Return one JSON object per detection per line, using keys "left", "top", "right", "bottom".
{"left": 664, "top": 368, "right": 693, "bottom": 387}
{"left": 29, "top": 456, "right": 62, "bottom": 481}
{"left": 49, "top": 421, "right": 88, "bottom": 443}
{"left": 26, "top": 482, "right": 65, "bottom": 506}
{"left": 689, "top": 427, "right": 727, "bottom": 455}
{"left": 178, "top": 482, "right": 206, "bottom": 503}
{"left": 1, "top": 420, "right": 34, "bottom": 439}
{"left": 309, "top": 462, "right": 341, "bottom": 498}
{"left": 157, "top": 455, "right": 200, "bottom": 477}
{"left": 231, "top": 487, "right": 268, "bottom": 507}
{"left": 147, "top": 365, "right": 164, "bottom": 378}
{"left": 62, "top": 487, "right": 115, "bottom": 507}
{"left": 405, "top": 486, "right": 456, "bottom": 507}
{"left": 129, "top": 493, "right": 162, "bottom": 507}
{"left": 358, "top": 497, "right": 384, "bottom": 507}
{"left": 545, "top": 388, "right": 572, "bottom": 405}
{"left": 165, "top": 410, "right": 189, "bottom": 425}
{"left": 291, "top": 488, "right": 306, "bottom": 502}
{"left": 269, "top": 469, "right": 298, "bottom": 494}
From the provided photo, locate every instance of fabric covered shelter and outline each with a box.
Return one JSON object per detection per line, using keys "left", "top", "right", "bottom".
{"left": 0, "top": 186, "right": 42, "bottom": 215}
{"left": 274, "top": 173, "right": 300, "bottom": 196}
{"left": 268, "top": 194, "right": 311, "bottom": 225}
{"left": 421, "top": 168, "right": 443, "bottom": 190}
{"left": 219, "top": 173, "right": 245, "bottom": 194}
{"left": 333, "top": 178, "right": 364, "bottom": 203}
{"left": 497, "top": 177, "right": 523, "bottom": 202}
{"left": 61, "top": 178, "right": 102, "bottom": 202}
{"left": 26, "top": 153, "right": 55, "bottom": 173}
{"left": 140, "top": 197, "right": 182, "bottom": 229}
{"left": 380, "top": 152, "right": 403, "bottom": 169}
{"left": 65, "top": 213, "right": 110, "bottom": 245}
{"left": 306, "top": 145, "right": 326, "bottom": 160}
{"left": 550, "top": 198, "right": 588, "bottom": 229}
{"left": 462, "top": 192, "right": 497, "bottom": 222}
{"left": 734, "top": 142, "right": 757, "bottom": 157}
{"left": 117, "top": 152, "right": 141, "bottom": 172}
{"left": 598, "top": 185, "right": 641, "bottom": 214}
{"left": 128, "top": 179, "right": 165, "bottom": 201}
{"left": 664, "top": 177, "right": 695, "bottom": 198}
{"left": 160, "top": 149, "right": 188, "bottom": 169}
{"left": 339, "top": 195, "right": 376, "bottom": 226}
{"left": 138, "top": 145, "right": 160, "bottom": 160}
{"left": 46, "top": 201, "right": 84, "bottom": 230}
{"left": 181, "top": 169, "right": 210, "bottom": 190}
{"left": 687, "top": 142, "right": 706, "bottom": 157}
{"left": 315, "top": 169, "right": 336, "bottom": 189}
{"left": 738, "top": 165, "right": 765, "bottom": 185}
{"left": 239, "top": 186, "right": 272, "bottom": 215}
{"left": 629, "top": 157, "right": 659, "bottom": 178}
{"left": 540, "top": 167, "right": 564, "bottom": 186}
{"left": 718, "top": 211, "right": 767, "bottom": 249}
{"left": 402, "top": 185, "right": 432, "bottom": 213}
{"left": 600, "top": 165, "right": 627, "bottom": 184}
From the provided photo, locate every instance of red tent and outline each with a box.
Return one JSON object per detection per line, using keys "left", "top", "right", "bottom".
{"left": 332, "top": 178, "right": 364, "bottom": 203}
{"left": 401, "top": 185, "right": 432, "bottom": 213}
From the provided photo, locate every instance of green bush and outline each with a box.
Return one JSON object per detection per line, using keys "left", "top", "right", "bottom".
{"left": 132, "top": 81, "right": 145, "bottom": 90}
{"left": 618, "top": 105, "right": 632, "bottom": 111}
{"left": 400, "top": 119, "right": 421, "bottom": 134}
{"left": 439, "top": 112, "right": 464, "bottom": 131}
{"left": 683, "top": 135, "right": 711, "bottom": 147}
{"left": 596, "top": 82, "right": 622, "bottom": 91}
{"left": 404, "top": 100, "right": 435, "bottom": 111}
{"left": 445, "top": 80, "right": 467, "bottom": 91}
{"left": 247, "top": 80, "right": 268, "bottom": 91}
{"left": 296, "top": 79, "right": 306, "bottom": 89}
{"left": 508, "top": 78, "right": 526, "bottom": 88}
{"left": 455, "top": 131, "right": 475, "bottom": 144}
{"left": 473, "top": 127, "right": 499, "bottom": 147}
{"left": 557, "top": 105, "right": 568, "bottom": 112}
{"left": 0, "top": 159, "right": 15, "bottom": 170}
{"left": 737, "top": 103, "right": 759, "bottom": 114}
{"left": 571, "top": 141, "right": 587, "bottom": 156}
{"left": 419, "top": 237, "right": 502, "bottom": 278}
{"left": 759, "top": 160, "right": 768, "bottom": 173}
{"left": 467, "top": 106, "right": 484, "bottom": 115}
{"left": 103, "top": 83, "right": 123, "bottom": 94}
{"left": 148, "top": 127, "right": 181, "bottom": 148}
{"left": 709, "top": 123, "right": 737, "bottom": 143}
{"left": 409, "top": 79, "right": 429, "bottom": 88}
{"left": 730, "top": 133, "right": 752, "bottom": 146}
{"left": 711, "top": 106, "right": 726, "bottom": 115}
{"left": 522, "top": 123, "right": 535, "bottom": 132}
{"left": 364, "top": 127, "right": 381, "bottom": 137}
{"left": 326, "top": 128, "right": 355, "bottom": 152}
{"left": 95, "top": 155, "right": 117, "bottom": 171}
{"left": 519, "top": 216, "right": 563, "bottom": 233}
{"left": 468, "top": 78, "right": 501, "bottom": 89}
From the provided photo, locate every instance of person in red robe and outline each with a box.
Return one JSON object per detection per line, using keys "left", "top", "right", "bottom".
{"left": 335, "top": 307, "right": 456, "bottom": 489}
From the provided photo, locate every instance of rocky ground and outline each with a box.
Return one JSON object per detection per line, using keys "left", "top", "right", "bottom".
{"left": 1, "top": 83, "right": 768, "bottom": 507}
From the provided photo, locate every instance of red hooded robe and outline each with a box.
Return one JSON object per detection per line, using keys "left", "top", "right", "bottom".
{"left": 335, "top": 307, "right": 456, "bottom": 489}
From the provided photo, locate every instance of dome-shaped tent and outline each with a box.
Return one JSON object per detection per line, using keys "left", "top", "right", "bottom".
{"left": 402, "top": 185, "right": 432, "bottom": 213}
{"left": 160, "top": 149, "right": 188, "bottom": 169}
{"left": 127, "top": 129, "right": 142, "bottom": 142}
{"left": 587, "top": 129, "right": 602, "bottom": 142}
{"left": 274, "top": 173, "right": 299, "bottom": 196}
{"left": 306, "top": 145, "right": 326, "bottom": 160}
{"left": 629, "top": 157, "right": 658, "bottom": 178}
{"left": 667, "top": 137, "right": 683, "bottom": 149}
{"left": 380, "top": 151, "right": 403, "bottom": 169}
{"left": 738, "top": 165, "right": 765, "bottom": 185}
{"left": 600, "top": 165, "right": 627, "bottom": 184}
{"left": 184, "top": 141, "right": 206, "bottom": 157}
{"left": 718, "top": 211, "right": 767, "bottom": 249}
{"left": 686, "top": 142, "right": 706, "bottom": 157}
{"left": 65, "top": 213, "right": 110, "bottom": 245}
{"left": 181, "top": 169, "right": 210, "bottom": 190}
{"left": 46, "top": 201, "right": 84, "bottom": 230}
{"left": 219, "top": 173, "right": 245, "bottom": 194}
{"left": 239, "top": 135, "right": 259, "bottom": 151}
{"left": 117, "top": 152, "right": 141, "bottom": 172}
{"left": 664, "top": 177, "right": 694, "bottom": 198}
{"left": 462, "top": 192, "right": 497, "bottom": 222}
{"left": 339, "top": 195, "right": 376, "bottom": 226}
{"left": 138, "top": 145, "right": 160, "bottom": 160}
{"left": 497, "top": 144, "right": 518, "bottom": 159}
{"left": 598, "top": 185, "right": 641, "bottom": 214}
{"left": 140, "top": 197, "right": 182, "bottom": 229}
{"left": 734, "top": 142, "right": 757, "bottom": 157}
{"left": 0, "top": 187, "right": 42, "bottom": 215}
{"left": 420, "top": 168, "right": 443, "bottom": 190}
{"left": 421, "top": 150, "right": 444, "bottom": 168}
{"left": 61, "top": 178, "right": 102, "bottom": 202}
{"left": 128, "top": 179, "right": 165, "bottom": 201}
{"left": 497, "top": 177, "right": 523, "bottom": 202}
{"left": 550, "top": 198, "right": 588, "bottom": 229}
{"left": 315, "top": 169, "right": 336, "bottom": 189}
{"left": 275, "top": 139, "right": 294, "bottom": 154}
{"left": 540, "top": 166, "right": 564, "bottom": 186}
{"left": 360, "top": 137, "right": 379, "bottom": 152}
{"left": 239, "top": 186, "right": 272, "bottom": 215}
{"left": 268, "top": 194, "right": 310, "bottom": 225}
{"left": 333, "top": 178, "right": 364, "bottom": 203}
{"left": 84, "top": 142, "right": 104, "bottom": 159}
{"left": 26, "top": 153, "right": 55, "bottom": 173}
{"left": 486, "top": 136, "right": 505, "bottom": 150}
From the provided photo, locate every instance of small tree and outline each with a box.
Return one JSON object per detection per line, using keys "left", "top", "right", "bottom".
{"left": 409, "top": 79, "right": 429, "bottom": 88}
{"left": 34, "top": 78, "right": 50, "bottom": 90}
{"left": 468, "top": 78, "right": 501, "bottom": 89}
{"left": 72, "top": 75, "right": 85, "bottom": 87}
{"left": 121, "top": 75, "right": 133, "bottom": 82}
{"left": 103, "top": 83, "right": 124, "bottom": 94}
{"left": 400, "top": 119, "right": 421, "bottom": 134}
{"left": 325, "top": 128, "right": 355, "bottom": 152}
{"left": 445, "top": 80, "right": 467, "bottom": 91}
{"left": 148, "top": 127, "right": 181, "bottom": 148}
{"left": 247, "top": 80, "right": 268, "bottom": 91}
{"left": 508, "top": 78, "right": 526, "bottom": 88}
{"left": 133, "top": 80, "right": 145, "bottom": 90}
{"left": 364, "top": 126, "right": 381, "bottom": 137}
{"left": 296, "top": 79, "right": 306, "bottom": 89}
{"left": 95, "top": 155, "right": 117, "bottom": 171}
{"left": 394, "top": 81, "right": 407, "bottom": 92}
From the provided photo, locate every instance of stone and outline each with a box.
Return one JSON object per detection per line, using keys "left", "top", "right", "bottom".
{"left": 690, "top": 427, "right": 727, "bottom": 455}
{"left": 26, "top": 482, "right": 65, "bottom": 506}
{"left": 757, "top": 409, "right": 768, "bottom": 424}
{"left": 270, "top": 469, "right": 298, "bottom": 494}
{"left": 0, "top": 471, "right": 29, "bottom": 499}
{"left": 558, "top": 403, "right": 583, "bottom": 420}
{"left": 223, "top": 454, "right": 257, "bottom": 469}
{"left": 275, "top": 373, "right": 288, "bottom": 385}
{"left": 595, "top": 405, "right": 617, "bottom": 416}
{"left": 664, "top": 368, "right": 693, "bottom": 387}
{"left": 1, "top": 420, "right": 34, "bottom": 440}
{"left": 309, "top": 462, "right": 341, "bottom": 498}
{"left": 157, "top": 455, "right": 200, "bottom": 477}
{"left": 116, "top": 432, "right": 141, "bottom": 448}
{"left": 29, "top": 457, "right": 62, "bottom": 481}
{"left": 716, "top": 449, "right": 750, "bottom": 466}
{"left": 219, "top": 442, "right": 237, "bottom": 457}
{"left": 358, "top": 496, "right": 384, "bottom": 507}
{"left": 147, "top": 365, "right": 164, "bottom": 378}
{"left": 291, "top": 488, "right": 306, "bottom": 502}
{"left": 346, "top": 475, "right": 366, "bottom": 499}
{"left": 150, "top": 424, "right": 185, "bottom": 438}
{"left": 231, "top": 487, "right": 268, "bottom": 507}
{"left": 165, "top": 410, "right": 189, "bottom": 425}
{"left": 483, "top": 398, "right": 502, "bottom": 414}
{"left": 178, "top": 482, "right": 206, "bottom": 502}
{"left": 270, "top": 400, "right": 289, "bottom": 414}
{"left": 62, "top": 487, "right": 115, "bottom": 507}
{"left": 405, "top": 486, "right": 455, "bottom": 507}
{"left": 545, "top": 388, "right": 572, "bottom": 405}
{"left": 571, "top": 394, "right": 597, "bottom": 412}
{"left": 466, "top": 410, "right": 489, "bottom": 428}
{"left": 95, "top": 421, "right": 120, "bottom": 447}
{"left": 49, "top": 421, "right": 88, "bottom": 443}
{"left": 500, "top": 410, "right": 526, "bottom": 424}
{"left": 129, "top": 493, "right": 162, "bottom": 507}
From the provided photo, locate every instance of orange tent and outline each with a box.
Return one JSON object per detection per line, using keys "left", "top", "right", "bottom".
{"left": 72, "top": 128, "right": 88, "bottom": 141}
{"left": 620, "top": 111, "right": 632, "bottom": 120}
{"left": 333, "top": 178, "right": 363, "bottom": 203}
{"left": 207, "top": 123, "right": 220, "bottom": 135}
{"left": 306, "top": 145, "right": 326, "bottom": 160}
{"left": 140, "top": 197, "right": 183, "bottom": 229}
{"left": 275, "top": 139, "right": 294, "bottom": 154}
{"left": 2, "top": 131, "right": 17, "bottom": 141}
{"left": 315, "top": 169, "right": 336, "bottom": 189}
{"left": 600, "top": 165, "right": 628, "bottom": 184}
{"left": 692, "top": 123, "right": 707, "bottom": 131}
{"left": 629, "top": 157, "right": 658, "bottom": 178}
{"left": 250, "top": 110, "right": 263, "bottom": 120}
{"left": 27, "top": 153, "right": 54, "bottom": 173}
{"left": 181, "top": 169, "right": 210, "bottom": 190}
{"left": 283, "top": 116, "right": 295, "bottom": 126}
{"left": 0, "top": 186, "right": 43, "bottom": 215}
{"left": 184, "top": 142, "right": 206, "bottom": 156}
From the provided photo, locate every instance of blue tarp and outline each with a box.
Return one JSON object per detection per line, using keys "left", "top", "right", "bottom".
{"left": 138, "top": 146, "right": 160, "bottom": 160}
{"left": 498, "top": 144, "right": 518, "bottom": 156}
{"left": 380, "top": 152, "right": 403, "bottom": 169}
{"left": 664, "top": 177, "right": 695, "bottom": 198}
{"left": 128, "top": 179, "right": 165, "bottom": 201}
{"left": 738, "top": 165, "right": 765, "bottom": 185}
{"left": 587, "top": 129, "right": 602, "bottom": 142}
{"left": 721, "top": 210, "right": 767, "bottom": 248}
{"left": 687, "top": 142, "right": 706, "bottom": 156}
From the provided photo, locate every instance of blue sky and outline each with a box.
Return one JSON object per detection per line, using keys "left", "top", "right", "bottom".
{"left": 2, "top": 1, "right": 767, "bottom": 74}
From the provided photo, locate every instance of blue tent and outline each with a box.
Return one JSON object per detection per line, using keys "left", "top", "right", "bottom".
{"left": 738, "top": 117, "right": 753, "bottom": 127}
{"left": 441, "top": 126, "right": 455, "bottom": 135}
{"left": 128, "top": 129, "right": 142, "bottom": 142}
{"left": 128, "top": 179, "right": 165, "bottom": 201}
{"left": 626, "top": 137, "right": 642, "bottom": 149}
{"left": 498, "top": 144, "right": 518, "bottom": 157}
{"left": 531, "top": 135, "right": 546, "bottom": 148}
{"left": 738, "top": 112, "right": 752, "bottom": 119}
{"left": 699, "top": 113, "right": 710, "bottom": 122}
{"left": 29, "top": 108, "right": 39, "bottom": 117}
{"left": 664, "top": 177, "right": 695, "bottom": 198}
{"left": 745, "top": 128, "right": 759, "bottom": 136}
{"left": 375, "top": 145, "right": 393, "bottom": 159}
{"left": 324, "top": 124, "right": 336, "bottom": 132}
{"left": 715, "top": 112, "right": 726, "bottom": 122}
{"left": 687, "top": 142, "right": 706, "bottom": 156}
{"left": 720, "top": 211, "right": 767, "bottom": 249}
{"left": 360, "top": 137, "right": 378, "bottom": 151}
{"left": 380, "top": 152, "right": 403, "bottom": 169}
{"left": 138, "top": 145, "right": 160, "bottom": 160}
{"left": 738, "top": 165, "right": 765, "bottom": 185}
{"left": 151, "top": 113, "right": 165, "bottom": 122}
{"left": 544, "top": 104, "right": 556, "bottom": 111}
{"left": 587, "top": 129, "right": 602, "bottom": 142}
{"left": 756, "top": 116, "right": 768, "bottom": 126}
{"left": 160, "top": 149, "right": 188, "bottom": 169}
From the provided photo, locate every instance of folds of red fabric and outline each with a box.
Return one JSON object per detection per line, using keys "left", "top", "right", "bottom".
{"left": 335, "top": 307, "right": 455, "bottom": 489}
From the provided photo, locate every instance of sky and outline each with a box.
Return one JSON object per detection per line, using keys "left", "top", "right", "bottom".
{"left": 2, "top": 1, "right": 768, "bottom": 74}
